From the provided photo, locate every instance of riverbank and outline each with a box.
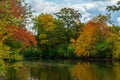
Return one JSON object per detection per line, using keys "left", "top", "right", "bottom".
{"left": 23, "top": 56, "right": 120, "bottom": 62}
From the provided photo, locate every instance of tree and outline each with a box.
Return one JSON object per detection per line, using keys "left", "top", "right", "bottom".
{"left": 0, "top": 0, "right": 34, "bottom": 60}
{"left": 108, "top": 26, "right": 120, "bottom": 59}
{"left": 107, "top": 1, "right": 120, "bottom": 12}
{"left": 6, "top": 25, "right": 36, "bottom": 48}
{"left": 72, "top": 20, "right": 111, "bottom": 57}
{"left": 106, "top": 1, "right": 120, "bottom": 58}
{"left": 33, "top": 14, "right": 56, "bottom": 50}
{"left": 54, "top": 8, "right": 82, "bottom": 40}
{"left": 54, "top": 8, "right": 81, "bottom": 28}
{"left": 0, "top": 0, "right": 32, "bottom": 27}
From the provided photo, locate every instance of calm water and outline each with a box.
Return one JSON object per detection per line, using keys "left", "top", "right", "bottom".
{"left": 3, "top": 60, "right": 120, "bottom": 80}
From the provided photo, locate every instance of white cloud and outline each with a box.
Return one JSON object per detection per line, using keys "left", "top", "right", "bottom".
{"left": 33, "top": 0, "right": 58, "bottom": 14}
{"left": 26, "top": 0, "right": 120, "bottom": 24}
{"left": 64, "top": 0, "right": 70, "bottom": 2}
{"left": 110, "top": 0, "right": 119, "bottom": 4}
{"left": 117, "top": 17, "right": 120, "bottom": 25}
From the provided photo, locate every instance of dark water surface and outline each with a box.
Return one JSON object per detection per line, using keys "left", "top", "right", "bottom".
{"left": 5, "top": 60, "right": 120, "bottom": 80}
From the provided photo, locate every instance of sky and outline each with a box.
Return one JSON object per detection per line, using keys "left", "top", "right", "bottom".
{"left": 26, "top": 0, "right": 120, "bottom": 25}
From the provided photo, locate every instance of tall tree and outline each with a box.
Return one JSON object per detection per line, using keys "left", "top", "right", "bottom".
{"left": 106, "top": 1, "right": 120, "bottom": 58}
{"left": 33, "top": 14, "right": 55, "bottom": 49}
{"left": 54, "top": 8, "right": 81, "bottom": 28}
{"left": 54, "top": 8, "right": 83, "bottom": 40}
{"left": 72, "top": 20, "right": 111, "bottom": 57}
{"left": 108, "top": 26, "right": 120, "bottom": 59}
{"left": 0, "top": 0, "right": 35, "bottom": 59}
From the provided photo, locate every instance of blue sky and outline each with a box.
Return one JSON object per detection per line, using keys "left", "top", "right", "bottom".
{"left": 26, "top": 0, "right": 120, "bottom": 25}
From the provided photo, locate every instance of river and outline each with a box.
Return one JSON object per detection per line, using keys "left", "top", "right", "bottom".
{"left": 3, "top": 60, "right": 120, "bottom": 80}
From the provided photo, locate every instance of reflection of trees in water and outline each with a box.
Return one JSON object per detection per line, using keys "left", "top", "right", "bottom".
{"left": 0, "top": 60, "right": 6, "bottom": 80}
{"left": 4, "top": 61, "right": 120, "bottom": 80}
{"left": 29, "top": 63, "right": 73, "bottom": 80}
{"left": 71, "top": 62, "right": 97, "bottom": 80}
{"left": 6, "top": 62, "right": 29, "bottom": 80}
{"left": 92, "top": 62, "right": 113, "bottom": 80}
{"left": 113, "top": 62, "right": 120, "bottom": 80}
{"left": 71, "top": 62, "right": 114, "bottom": 80}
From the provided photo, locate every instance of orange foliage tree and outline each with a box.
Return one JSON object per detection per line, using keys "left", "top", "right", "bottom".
{"left": 72, "top": 21, "right": 110, "bottom": 57}
{"left": 7, "top": 25, "right": 37, "bottom": 47}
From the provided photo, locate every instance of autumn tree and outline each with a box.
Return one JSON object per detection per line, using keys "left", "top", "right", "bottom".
{"left": 33, "top": 14, "right": 56, "bottom": 51}
{"left": 108, "top": 26, "right": 120, "bottom": 59}
{"left": 0, "top": 0, "right": 34, "bottom": 60}
{"left": 32, "top": 13, "right": 76, "bottom": 58}
{"left": 72, "top": 19, "right": 111, "bottom": 57}
{"left": 0, "top": 0, "right": 32, "bottom": 27}
{"left": 106, "top": 1, "right": 120, "bottom": 59}
{"left": 5, "top": 25, "right": 36, "bottom": 53}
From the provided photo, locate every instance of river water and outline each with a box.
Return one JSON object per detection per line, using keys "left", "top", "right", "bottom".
{"left": 4, "top": 60, "right": 120, "bottom": 80}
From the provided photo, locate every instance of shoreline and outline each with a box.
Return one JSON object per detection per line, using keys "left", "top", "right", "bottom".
{"left": 23, "top": 57, "right": 120, "bottom": 62}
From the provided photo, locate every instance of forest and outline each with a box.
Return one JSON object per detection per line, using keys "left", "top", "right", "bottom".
{"left": 0, "top": 0, "right": 120, "bottom": 79}
{"left": 0, "top": 0, "right": 120, "bottom": 73}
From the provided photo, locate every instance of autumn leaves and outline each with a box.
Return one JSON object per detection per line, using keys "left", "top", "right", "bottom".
{"left": 0, "top": 0, "right": 120, "bottom": 59}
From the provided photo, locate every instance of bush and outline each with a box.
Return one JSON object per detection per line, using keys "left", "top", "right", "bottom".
{"left": 21, "top": 47, "right": 41, "bottom": 58}
{"left": 92, "top": 41, "right": 112, "bottom": 58}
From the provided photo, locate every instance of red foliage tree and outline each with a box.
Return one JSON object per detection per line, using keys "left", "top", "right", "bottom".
{"left": 8, "top": 25, "right": 37, "bottom": 47}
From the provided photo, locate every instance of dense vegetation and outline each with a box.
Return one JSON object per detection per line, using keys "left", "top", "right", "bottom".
{"left": 0, "top": 0, "right": 120, "bottom": 60}
{"left": 0, "top": 0, "right": 120, "bottom": 78}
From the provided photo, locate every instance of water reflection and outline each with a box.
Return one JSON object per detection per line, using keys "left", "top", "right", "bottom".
{"left": 71, "top": 62, "right": 97, "bottom": 80}
{"left": 2, "top": 61, "right": 120, "bottom": 80}
{"left": 71, "top": 62, "right": 114, "bottom": 80}
{"left": 29, "top": 63, "right": 73, "bottom": 80}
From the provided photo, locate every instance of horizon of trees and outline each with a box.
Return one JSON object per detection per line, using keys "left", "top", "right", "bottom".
{"left": 0, "top": 0, "right": 120, "bottom": 78}
{"left": 0, "top": 0, "right": 120, "bottom": 61}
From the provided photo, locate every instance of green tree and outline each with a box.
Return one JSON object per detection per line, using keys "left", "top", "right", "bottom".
{"left": 32, "top": 13, "right": 75, "bottom": 58}
{"left": 33, "top": 13, "right": 55, "bottom": 48}
{"left": 32, "top": 14, "right": 56, "bottom": 57}
{"left": 108, "top": 26, "right": 120, "bottom": 59}
{"left": 54, "top": 8, "right": 82, "bottom": 40}
{"left": 54, "top": 8, "right": 81, "bottom": 28}
{"left": 107, "top": 1, "right": 120, "bottom": 12}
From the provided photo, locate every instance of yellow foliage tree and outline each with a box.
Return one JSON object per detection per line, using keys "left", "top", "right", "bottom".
{"left": 33, "top": 14, "right": 56, "bottom": 47}
{"left": 108, "top": 30, "right": 120, "bottom": 59}
{"left": 72, "top": 21, "right": 110, "bottom": 57}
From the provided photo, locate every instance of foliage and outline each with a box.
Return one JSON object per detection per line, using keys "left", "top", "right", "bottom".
{"left": 54, "top": 8, "right": 82, "bottom": 40}
{"left": 0, "top": 0, "right": 34, "bottom": 61}
{"left": 107, "top": 1, "right": 120, "bottom": 12}
{"left": 32, "top": 13, "right": 77, "bottom": 58}
{"left": 7, "top": 25, "right": 37, "bottom": 47}
{"left": 72, "top": 20, "right": 111, "bottom": 57}
{"left": 54, "top": 7, "right": 81, "bottom": 28}
{"left": 21, "top": 47, "right": 41, "bottom": 58}
{"left": 33, "top": 14, "right": 55, "bottom": 49}
{"left": 0, "top": 0, "right": 32, "bottom": 27}
{"left": 1, "top": 0, "right": 120, "bottom": 60}
{"left": 108, "top": 26, "right": 120, "bottom": 59}
{"left": 92, "top": 40, "right": 112, "bottom": 58}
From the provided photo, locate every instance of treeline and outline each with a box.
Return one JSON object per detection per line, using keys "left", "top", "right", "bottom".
{"left": 22, "top": 1, "right": 120, "bottom": 59}
{"left": 0, "top": 0, "right": 120, "bottom": 62}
